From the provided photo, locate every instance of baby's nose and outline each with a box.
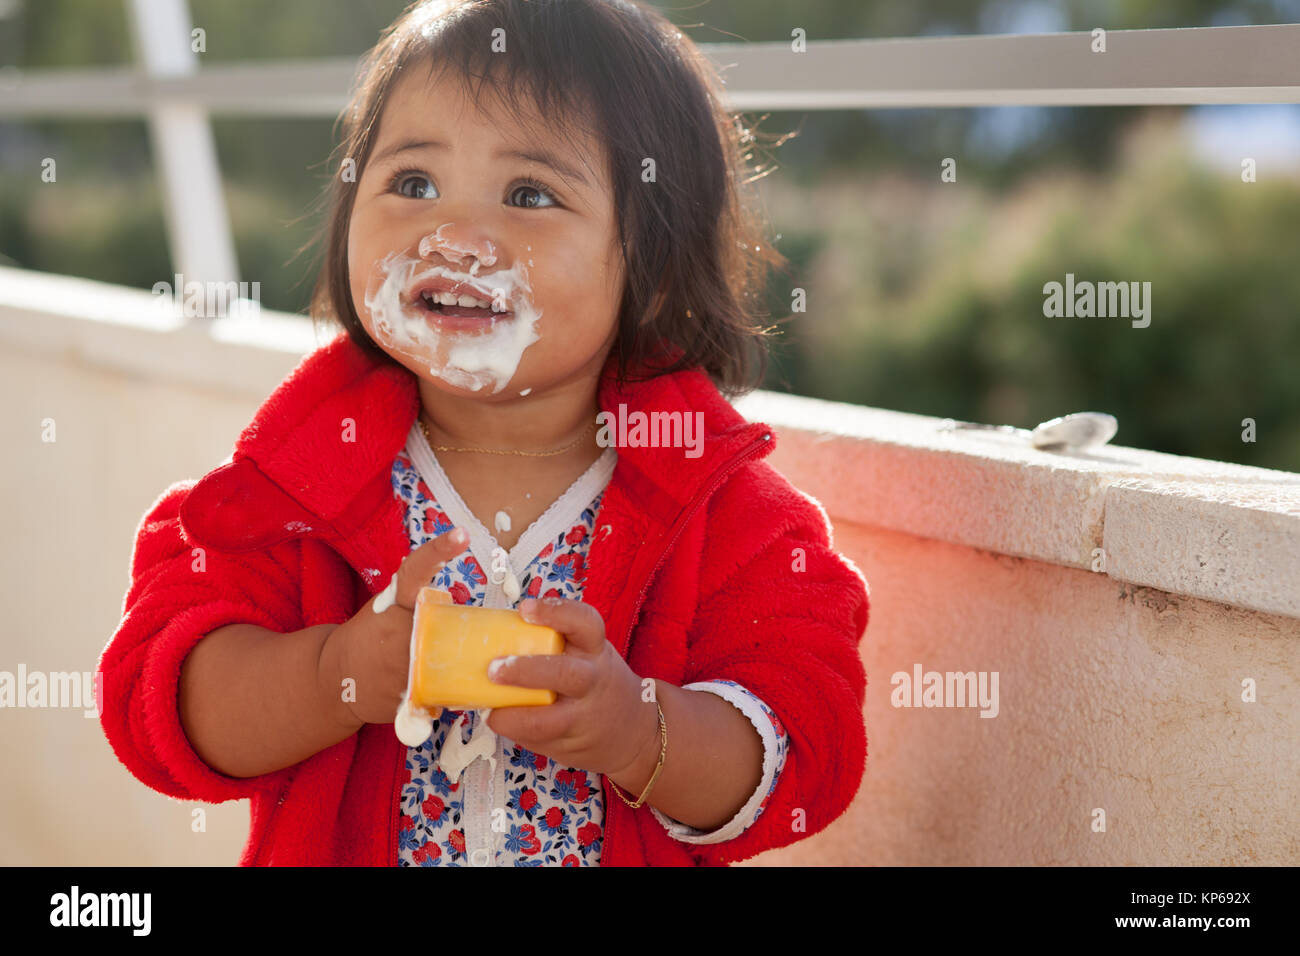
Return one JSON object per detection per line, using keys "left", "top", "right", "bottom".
{"left": 418, "top": 224, "right": 498, "bottom": 269}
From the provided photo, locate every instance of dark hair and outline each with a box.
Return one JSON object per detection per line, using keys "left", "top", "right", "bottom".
{"left": 309, "top": 0, "right": 792, "bottom": 398}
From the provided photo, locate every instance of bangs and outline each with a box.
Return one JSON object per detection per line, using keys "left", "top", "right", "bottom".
{"left": 387, "top": 7, "right": 608, "bottom": 195}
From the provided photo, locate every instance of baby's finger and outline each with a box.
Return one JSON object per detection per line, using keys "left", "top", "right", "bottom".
{"left": 488, "top": 653, "right": 592, "bottom": 698}
{"left": 372, "top": 528, "right": 467, "bottom": 613}
{"left": 486, "top": 697, "right": 578, "bottom": 744}
{"left": 518, "top": 597, "right": 606, "bottom": 653}
{"left": 396, "top": 528, "right": 468, "bottom": 608}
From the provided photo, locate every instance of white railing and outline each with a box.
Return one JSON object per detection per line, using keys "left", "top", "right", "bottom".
{"left": 3, "top": 1, "right": 1298, "bottom": 291}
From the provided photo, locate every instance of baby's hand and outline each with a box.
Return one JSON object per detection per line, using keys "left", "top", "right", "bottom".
{"left": 485, "top": 598, "right": 653, "bottom": 778}
{"left": 325, "top": 528, "right": 468, "bottom": 725}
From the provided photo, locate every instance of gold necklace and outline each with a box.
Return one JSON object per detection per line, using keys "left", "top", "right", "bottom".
{"left": 418, "top": 414, "right": 599, "bottom": 458}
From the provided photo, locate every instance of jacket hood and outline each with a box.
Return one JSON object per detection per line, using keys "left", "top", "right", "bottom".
{"left": 180, "top": 333, "right": 773, "bottom": 555}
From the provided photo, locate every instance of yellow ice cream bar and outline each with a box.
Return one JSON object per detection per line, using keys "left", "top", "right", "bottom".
{"left": 410, "top": 586, "right": 564, "bottom": 709}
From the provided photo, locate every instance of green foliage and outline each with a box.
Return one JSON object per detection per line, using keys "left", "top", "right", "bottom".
{"left": 764, "top": 115, "right": 1300, "bottom": 470}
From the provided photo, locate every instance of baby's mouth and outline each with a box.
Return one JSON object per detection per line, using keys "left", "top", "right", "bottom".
{"left": 418, "top": 293, "right": 509, "bottom": 320}
{"left": 407, "top": 277, "right": 513, "bottom": 321}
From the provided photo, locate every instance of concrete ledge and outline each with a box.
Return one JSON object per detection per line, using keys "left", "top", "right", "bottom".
{"left": 4, "top": 266, "right": 1297, "bottom": 619}
{"left": 1103, "top": 479, "right": 1300, "bottom": 619}
{"left": 0, "top": 266, "right": 318, "bottom": 399}
{"left": 733, "top": 390, "right": 1300, "bottom": 619}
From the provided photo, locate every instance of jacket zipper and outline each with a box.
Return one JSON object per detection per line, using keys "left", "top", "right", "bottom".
{"left": 603, "top": 428, "right": 771, "bottom": 863}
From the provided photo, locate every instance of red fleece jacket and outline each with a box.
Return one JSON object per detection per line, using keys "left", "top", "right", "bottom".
{"left": 98, "top": 333, "right": 869, "bottom": 866}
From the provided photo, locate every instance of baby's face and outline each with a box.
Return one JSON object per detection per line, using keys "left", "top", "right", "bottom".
{"left": 347, "top": 67, "right": 623, "bottom": 397}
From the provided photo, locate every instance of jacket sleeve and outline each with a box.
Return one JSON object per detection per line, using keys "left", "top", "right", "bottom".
{"left": 674, "top": 464, "right": 870, "bottom": 865}
{"left": 97, "top": 482, "right": 308, "bottom": 804}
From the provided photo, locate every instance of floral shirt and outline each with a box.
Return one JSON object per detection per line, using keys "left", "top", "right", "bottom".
{"left": 393, "top": 424, "right": 789, "bottom": 866}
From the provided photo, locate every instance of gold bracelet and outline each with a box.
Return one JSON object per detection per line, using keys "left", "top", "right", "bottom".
{"left": 608, "top": 696, "right": 667, "bottom": 809}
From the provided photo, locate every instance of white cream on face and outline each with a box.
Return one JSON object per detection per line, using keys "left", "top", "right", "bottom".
{"left": 364, "top": 227, "right": 543, "bottom": 394}
{"left": 419, "top": 223, "right": 497, "bottom": 269}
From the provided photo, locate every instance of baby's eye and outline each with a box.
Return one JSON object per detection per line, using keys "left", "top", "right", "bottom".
{"left": 386, "top": 169, "right": 559, "bottom": 208}
{"left": 392, "top": 172, "right": 437, "bottom": 200}
{"left": 509, "top": 179, "right": 559, "bottom": 209}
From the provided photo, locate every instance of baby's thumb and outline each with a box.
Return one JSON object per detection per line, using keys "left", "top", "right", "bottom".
{"left": 392, "top": 527, "right": 468, "bottom": 610}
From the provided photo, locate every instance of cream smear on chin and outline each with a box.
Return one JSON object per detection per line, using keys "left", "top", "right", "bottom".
{"left": 363, "top": 231, "right": 542, "bottom": 394}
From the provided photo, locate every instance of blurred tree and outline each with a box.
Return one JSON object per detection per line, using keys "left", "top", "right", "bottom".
{"left": 762, "top": 112, "right": 1300, "bottom": 470}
